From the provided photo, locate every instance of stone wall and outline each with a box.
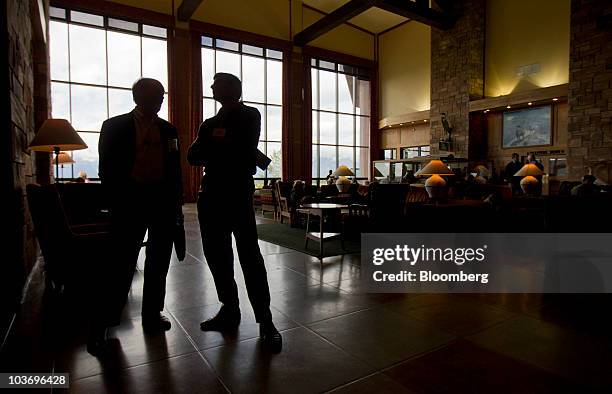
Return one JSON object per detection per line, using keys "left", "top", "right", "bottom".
{"left": 429, "top": 0, "right": 485, "bottom": 158}
{"left": 2, "top": 0, "right": 49, "bottom": 339}
{"left": 567, "top": 0, "right": 612, "bottom": 182}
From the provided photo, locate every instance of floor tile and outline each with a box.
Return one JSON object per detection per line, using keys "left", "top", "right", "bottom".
{"left": 468, "top": 315, "right": 612, "bottom": 389}
{"left": 171, "top": 303, "right": 297, "bottom": 350}
{"left": 54, "top": 315, "right": 196, "bottom": 380}
{"left": 384, "top": 340, "right": 585, "bottom": 394}
{"left": 309, "top": 308, "right": 455, "bottom": 369}
{"left": 68, "top": 353, "right": 226, "bottom": 394}
{"left": 203, "top": 327, "right": 374, "bottom": 394}
{"left": 400, "top": 299, "right": 516, "bottom": 336}
{"left": 270, "top": 284, "right": 378, "bottom": 324}
{"left": 326, "top": 373, "right": 416, "bottom": 394}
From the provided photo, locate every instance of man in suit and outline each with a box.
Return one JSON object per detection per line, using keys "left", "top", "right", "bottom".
{"left": 188, "top": 73, "right": 281, "bottom": 352}
{"left": 92, "top": 78, "right": 183, "bottom": 354}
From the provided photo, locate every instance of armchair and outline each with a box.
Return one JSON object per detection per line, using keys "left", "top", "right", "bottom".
{"left": 26, "top": 183, "right": 112, "bottom": 294}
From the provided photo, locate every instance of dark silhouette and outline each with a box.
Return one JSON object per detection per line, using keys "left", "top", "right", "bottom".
{"left": 187, "top": 73, "right": 282, "bottom": 352}
{"left": 94, "top": 78, "right": 183, "bottom": 355}
{"left": 504, "top": 152, "right": 523, "bottom": 195}
{"left": 571, "top": 175, "right": 599, "bottom": 197}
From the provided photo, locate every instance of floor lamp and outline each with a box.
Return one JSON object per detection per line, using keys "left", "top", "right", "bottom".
{"left": 28, "top": 119, "right": 87, "bottom": 183}
{"left": 56, "top": 152, "right": 75, "bottom": 180}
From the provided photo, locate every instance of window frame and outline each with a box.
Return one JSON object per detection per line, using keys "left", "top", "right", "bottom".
{"left": 197, "top": 31, "right": 288, "bottom": 186}
{"left": 49, "top": 5, "right": 171, "bottom": 181}
{"left": 309, "top": 57, "right": 372, "bottom": 186}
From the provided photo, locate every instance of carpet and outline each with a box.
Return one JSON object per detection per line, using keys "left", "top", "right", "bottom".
{"left": 256, "top": 223, "right": 360, "bottom": 257}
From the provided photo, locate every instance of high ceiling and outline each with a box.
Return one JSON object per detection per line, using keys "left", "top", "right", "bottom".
{"left": 302, "top": 0, "right": 409, "bottom": 34}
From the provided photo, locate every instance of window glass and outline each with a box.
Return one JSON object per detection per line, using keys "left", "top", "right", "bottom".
{"left": 201, "top": 37, "right": 284, "bottom": 182}
{"left": 49, "top": 10, "right": 169, "bottom": 179}
{"left": 311, "top": 59, "right": 371, "bottom": 183}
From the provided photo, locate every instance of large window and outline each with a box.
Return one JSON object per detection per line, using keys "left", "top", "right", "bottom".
{"left": 49, "top": 6, "right": 168, "bottom": 179}
{"left": 311, "top": 59, "right": 370, "bottom": 185}
{"left": 201, "top": 36, "right": 283, "bottom": 186}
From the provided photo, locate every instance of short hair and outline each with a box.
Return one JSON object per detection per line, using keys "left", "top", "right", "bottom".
{"left": 132, "top": 78, "right": 164, "bottom": 102}
{"left": 512, "top": 152, "right": 519, "bottom": 159}
{"left": 214, "top": 72, "right": 242, "bottom": 100}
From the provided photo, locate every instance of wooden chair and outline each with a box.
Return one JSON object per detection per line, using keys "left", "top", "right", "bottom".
{"left": 275, "top": 181, "right": 292, "bottom": 224}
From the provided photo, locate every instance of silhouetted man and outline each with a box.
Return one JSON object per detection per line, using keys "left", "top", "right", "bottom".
{"left": 94, "top": 78, "right": 183, "bottom": 354}
{"left": 188, "top": 73, "right": 281, "bottom": 352}
{"left": 504, "top": 153, "right": 523, "bottom": 195}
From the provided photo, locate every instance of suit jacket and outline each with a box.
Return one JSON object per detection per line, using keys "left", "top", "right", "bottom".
{"left": 187, "top": 103, "right": 260, "bottom": 179}
{"left": 98, "top": 111, "right": 183, "bottom": 206}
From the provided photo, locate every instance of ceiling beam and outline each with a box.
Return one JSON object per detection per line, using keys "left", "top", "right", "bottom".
{"left": 294, "top": 0, "right": 378, "bottom": 46}
{"left": 376, "top": 0, "right": 454, "bottom": 30}
{"left": 177, "top": 0, "right": 205, "bottom": 22}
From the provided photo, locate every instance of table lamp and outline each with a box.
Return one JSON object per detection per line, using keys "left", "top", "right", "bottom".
{"left": 56, "top": 152, "right": 75, "bottom": 179}
{"left": 28, "top": 119, "right": 87, "bottom": 183}
{"left": 415, "top": 159, "right": 454, "bottom": 198}
{"left": 514, "top": 163, "right": 543, "bottom": 195}
{"left": 333, "top": 165, "right": 354, "bottom": 193}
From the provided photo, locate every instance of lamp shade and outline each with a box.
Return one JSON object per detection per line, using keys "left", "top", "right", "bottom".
{"left": 56, "top": 152, "right": 75, "bottom": 164}
{"left": 474, "top": 164, "right": 491, "bottom": 177}
{"left": 333, "top": 165, "right": 354, "bottom": 177}
{"left": 514, "top": 163, "right": 543, "bottom": 177}
{"left": 28, "top": 119, "right": 87, "bottom": 152}
{"left": 415, "top": 160, "right": 453, "bottom": 177}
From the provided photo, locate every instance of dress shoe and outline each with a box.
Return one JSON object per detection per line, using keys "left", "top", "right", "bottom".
{"left": 200, "top": 306, "right": 241, "bottom": 331}
{"left": 260, "top": 322, "right": 282, "bottom": 353}
{"left": 87, "top": 327, "right": 109, "bottom": 357}
{"left": 142, "top": 313, "right": 172, "bottom": 333}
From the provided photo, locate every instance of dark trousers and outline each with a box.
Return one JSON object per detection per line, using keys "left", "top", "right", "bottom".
{"left": 197, "top": 177, "right": 272, "bottom": 323}
{"left": 100, "top": 184, "right": 176, "bottom": 327}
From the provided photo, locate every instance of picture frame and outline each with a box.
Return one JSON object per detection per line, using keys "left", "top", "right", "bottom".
{"left": 502, "top": 105, "right": 552, "bottom": 149}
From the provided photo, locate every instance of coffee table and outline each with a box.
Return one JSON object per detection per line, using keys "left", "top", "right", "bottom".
{"left": 301, "top": 203, "right": 349, "bottom": 259}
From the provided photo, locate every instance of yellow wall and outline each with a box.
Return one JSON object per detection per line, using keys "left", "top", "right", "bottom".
{"left": 485, "top": 0, "right": 570, "bottom": 97}
{"left": 106, "top": 0, "right": 173, "bottom": 14}
{"left": 300, "top": 6, "right": 375, "bottom": 60}
{"left": 107, "top": 0, "right": 374, "bottom": 60}
{"left": 193, "top": 0, "right": 290, "bottom": 41}
{"left": 378, "top": 22, "right": 430, "bottom": 119}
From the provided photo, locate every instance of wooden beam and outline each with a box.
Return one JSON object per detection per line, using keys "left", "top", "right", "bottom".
{"left": 469, "top": 84, "right": 568, "bottom": 112}
{"left": 376, "top": 0, "right": 454, "bottom": 30}
{"left": 177, "top": 0, "right": 204, "bottom": 22}
{"left": 294, "top": 0, "right": 377, "bottom": 46}
{"left": 378, "top": 109, "right": 431, "bottom": 129}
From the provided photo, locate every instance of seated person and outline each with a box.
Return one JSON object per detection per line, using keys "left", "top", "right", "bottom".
{"left": 290, "top": 180, "right": 305, "bottom": 206}
{"left": 571, "top": 175, "right": 599, "bottom": 197}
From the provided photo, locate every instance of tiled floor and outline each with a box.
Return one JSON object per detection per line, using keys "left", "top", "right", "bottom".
{"left": 2, "top": 204, "right": 612, "bottom": 393}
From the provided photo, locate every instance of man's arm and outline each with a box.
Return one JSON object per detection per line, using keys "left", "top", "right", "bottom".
{"left": 187, "top": 122, "right": 209, "bottom": 167}
{"left": 98, "top": 119, "right": 112, "bottom": 184}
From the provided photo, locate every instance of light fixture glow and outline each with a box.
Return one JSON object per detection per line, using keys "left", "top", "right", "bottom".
{"left": 528, "top": 102, "right": 533, "bottom": 106}
{"left": 552, "top": 98, "right": 558, "bottom": 101}
{"left": 506, "top": 105, "right": 511, "bottom": 109}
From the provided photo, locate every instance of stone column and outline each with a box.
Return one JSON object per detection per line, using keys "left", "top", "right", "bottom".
{"left": 567, "top": 0, "right": 612, "bottom": 182}
{"left": 429, "top": 0, "right": 485, "bottom": 159}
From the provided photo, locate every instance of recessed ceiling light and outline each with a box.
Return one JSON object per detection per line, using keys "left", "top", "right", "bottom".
{"left": 552, "top": 98, "right": 558, "bottom": 101}
{"left": 528, "top": 102, "right": 533, "bottom": 106}
{"left": 506, "top": 105, "right": 511, "bottom": 109}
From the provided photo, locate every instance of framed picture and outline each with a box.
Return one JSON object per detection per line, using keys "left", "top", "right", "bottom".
{"left": 502, "top": 105, "right": 552, "bottom": 148}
